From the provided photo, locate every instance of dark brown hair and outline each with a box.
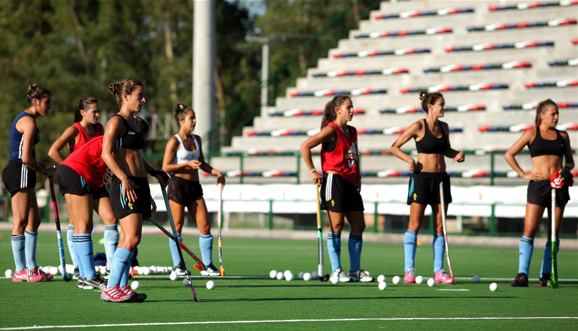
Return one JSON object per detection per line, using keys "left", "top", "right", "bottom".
{"left": 419, "top": 90, "right": 444, "bottom": 113}
{"left": 27, "top": 84, "right": 51, "bottom": 105}
{"left": 321, "top": 95, "right": 351, "bottom": 129}
{"left": 74, "top": 97, "right": 99, "bottom": 123}
{"left": 108, "top": 78, "right": 143, "bottom": 107}
{"left": 134, "top": 117, "right": 150, "bottom": 139}
{"left": 535, "top": 99, "right": 558, "bottom": 128}
{"left": 174, "top": 104, "right": 195, "bottom": 123}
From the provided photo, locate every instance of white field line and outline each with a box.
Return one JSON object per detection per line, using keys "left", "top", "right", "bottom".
{"left": 1, "top": 317, "right": 577, "bottom": 330}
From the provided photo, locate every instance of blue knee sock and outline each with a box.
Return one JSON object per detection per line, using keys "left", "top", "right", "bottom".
{"left": 540, "top": 240, "right": 560, "bottom": 278}
{"left": 103, "top": 224, "right": 119, "bottom": 269}
{"left": 67, "top": 224, "right": 77, "bottom": 268}
{"left": 433, "top": 234, "right": 445, "bottom": 273}
{"left": 327, "top": 232, "right": 342, "bottom": 272}
{"left": 11, "top": 235, "right": 26, "bottom": 272}
{"left": 24, "top": 231, "right": 38, "bottom": 270}
{"left": 348, "top": 232, "right": 363, "bottom": 272}
{"left": 119, "top": 250, "right": 134, "bottom": 288}
{"left": 199, "top": 234, "right": 213, "bottom": 266}
{"left": 169, "top": 233, "right": 183, "bottom": 267}
{"left": 108, "top": 247, "right": 132, "bottom": 288}
{"left": 404, "top": 230, "right": 417, "bottom": 271}
{"left": 73, "top": 235, "right": 85, "bottom": 279}
{"left": 518, "top": 236, "right": 534, "bottom": 275}
{"left": 75, "top": 234, "right": 95, "bottom": 279}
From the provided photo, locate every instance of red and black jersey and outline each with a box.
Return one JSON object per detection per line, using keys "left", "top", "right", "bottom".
{"left": 61, "top": 136, "right": 107, "bottom": 190}
{"left": 321, "top": 122, "right": 359, "bottom": 184}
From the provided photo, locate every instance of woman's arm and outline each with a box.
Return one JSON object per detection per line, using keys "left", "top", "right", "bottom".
{"left": 300, "top": 125, "right": 335, "bottom": 185}
{"left": 18, "top": 116, "right": 55, "bottom": 177}
{"left": 390, "top": 121, "right": 420, "bottom": 171}
{"left": 196, "top": 135, "right": 225, "bottom": 186}
{"left": 441, "top": 121, "right": 464, "bottom": 163}
{"left": 560, "top": 131, "right": 575, "bottom": 181}
{"left": 504, "top": 129, "right": 536, "bottom": 180}
{"left": 161, "top": 137, "right": 191, "bottom": 173}
{"left": 48, "top": 125, "right": 79, "bottom": 164}
{"left": 102, "top": 117, "right": 135, "bottom": 201}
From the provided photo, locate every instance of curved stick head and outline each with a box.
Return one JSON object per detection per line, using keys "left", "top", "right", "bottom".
{"left": 319, "top": 274, "right": 330, "bottom": 282}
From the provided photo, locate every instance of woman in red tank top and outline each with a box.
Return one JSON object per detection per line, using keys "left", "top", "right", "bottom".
{"left": 301, "top": 95, "right": 373, "bottom": 283}
{"left": 504, "top": 99, "right": 574, "bottom": 287}
{"left": 48, "top": 97, "right": 117, "bottom": 286}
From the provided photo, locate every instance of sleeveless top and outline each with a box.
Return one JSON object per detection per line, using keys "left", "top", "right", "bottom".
{"left": 9, "top": 112, "right": 40, "bottom": 163}
{"left": 172, "top": 133, "right": 200, "bottom": 164}
{"left": 113, "top": 115, "right": 145, "bottom": 150}
{"left": 69, "top": 122, "right": 104, "bottom": 152}
{"left": 62, "top": 136, "right": 107, "bottom": 190}
{"left": 529, "top": 128, "right": 564, "bottom": 158}
{"left": 321, "top": 122, "right": 359, "bottom": 184}
{"left": 415, "top": 119, "right": 449, "bottom": 154}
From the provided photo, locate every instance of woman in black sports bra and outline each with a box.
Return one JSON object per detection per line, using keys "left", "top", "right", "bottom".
{"left": 504, "top": 99, "right": 574, "bottom": 287}
{"left": 390, "top": 90, "right": 464, "bottom": 285}
{"left": 100, "top": 78, "right": 168, "bottom": 303}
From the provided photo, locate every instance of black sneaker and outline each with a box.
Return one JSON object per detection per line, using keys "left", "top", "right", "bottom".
{"left": 510, "top": 273, "right": 529, "bottom": 287}
{"left": 539, "top": 274, "right": 551, "bottom": 287}
{"left": 73, "top": 267, "right": 80, "bottom": 280}
{"left": 201, "top": 264, "right": 221, "bottom": 276}
{"left": 84, "top": 274, "right": 107, "bottom": 290}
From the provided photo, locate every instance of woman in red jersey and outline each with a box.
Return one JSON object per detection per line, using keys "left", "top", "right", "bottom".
{"left": 49, "top": 97, "right": 118, "bottom": 288}
{"left": 390, "top": 90, "right": 464, "bottom": 285}
{"left": 504, "top": 99, "right": 574, "bottom": 287}
{"left": 301, "top": 95, "right": 373, "bottom": 283}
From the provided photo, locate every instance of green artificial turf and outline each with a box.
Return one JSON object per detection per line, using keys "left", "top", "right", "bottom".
{"left": 0, "top": 231, "right": 577, "bottom": 330}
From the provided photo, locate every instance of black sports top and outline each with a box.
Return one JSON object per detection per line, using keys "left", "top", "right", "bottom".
{"left": 529, "top": 128, "right": 564, "bottom": 158}
{"left": 416, "top": 119, "right": 448, "bottom": 154}
{"left": 114, "top": 115, "right": 145, "bottom": 150}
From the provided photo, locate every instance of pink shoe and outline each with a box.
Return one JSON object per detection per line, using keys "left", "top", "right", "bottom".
{"left": 26, "top": 269, "right": 45, "bottom": 283}
{"left": 32, "top": 268, "right": 53, "bottom": 282}
{"left": 13, "top": 269, "right": 28, "bottom": 282}
{"left": 100, "top": 286, "right": 132, "bottom": 303}
{"left": 120, "top": 285, "right": 147, "bottom": 302}
{"left": 435, "top": 270, "right": 454, "bottom": 284}
{"left": 404, "top": 269, "right": 416, "bottom": 283}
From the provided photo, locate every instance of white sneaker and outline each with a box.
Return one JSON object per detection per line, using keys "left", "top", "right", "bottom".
{"left": 173, "top": 266, "right": 186, "bottom": 276}
{"left": 330, "top": 268, "right": 351, "bottom": 283}
{"left": 200, "top": 264, "right": 221, "bottom": 276}
{"left": 348, "top": 269, "right": 375, "bottom": 282}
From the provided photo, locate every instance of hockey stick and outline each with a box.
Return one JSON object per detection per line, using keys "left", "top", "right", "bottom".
{"left": 549, "top": 188, "right": 559, "bottom": 288}
{"left": 439, "top": 181, "right": 454, "bottom": 283}
{"left": 160, "top": 184, "right": 199, "bottom": 302}
{"left": 146, "top": 217, "right": 205, "bottom": 270}
{"left": 48, "top": 177, "right": 73, "bottom": 282}
{"left": 217, "top": 184, "right": 225, "bottom": 276}
{"left": 315, "top": 183, "right": 330, "bottom": 282}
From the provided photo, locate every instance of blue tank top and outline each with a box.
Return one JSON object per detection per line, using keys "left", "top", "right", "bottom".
{"left": 113, "top": 115, "right": 145, "bottom": 150}
{"left": 415, "top": 119, "right": 448, "bottom": 154}
{"left": 529, "top": 128, "right": 564, "bottom": 158}
{"left": 9, "top": 112, "right": 39, "bottom": 163}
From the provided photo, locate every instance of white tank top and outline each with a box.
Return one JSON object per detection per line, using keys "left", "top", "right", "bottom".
{"left": 172, "top": 134, "right": 200, "bottom": 164}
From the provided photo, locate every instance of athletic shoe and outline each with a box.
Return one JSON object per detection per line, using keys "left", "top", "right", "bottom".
{"left": 404, "top": 268, "right": 416, "bottom": 284}
{"left": 349, "top": 269, "right": 375, "bottom": 282}
{"left": 330, "top": 268, "right": 351, "bottom": 283}
{"left": 73, "top": 267, "right": 80, "bottom": 280}
{"left": 539, "top": 274, "right": 551, "bottom": 288}
{"left": 84, "top": 275, "right": 107, "bottom": 290}
{"left": 510, "top": 273, "right": 529, "bottom": 287}
{"left": 120, "top": 285, "right": 147, "bottom": 302}
{"left": 200, "top": 264, "right": 221, "bottom": 277}
{"left": 173, "top": 266, "right": 187, "bottom": 276}
{"left": 77, "top": 278, "right": 87, "bottom": 289}
{"left": 12, "top": 269, "right": 29, "bottom": 282}
{"left": 29, "top": 268, "right": 52, "bottom": 282}
{"left": 434, "top": 270, "right": 454, "bottom": 284}
{"left": 100, "top": 286, "right": 132, "bottom": 303}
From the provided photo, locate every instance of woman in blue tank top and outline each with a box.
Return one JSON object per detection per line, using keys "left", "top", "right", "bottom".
{"left": 390, "top": 90, "right": 464, "bottom": 285}
{"left": 162, "top": 104, "right": 225, "bottom": 277}
{"left": 2, "top": 84, "right": 56, "bottom": 283}
{"left": 504, "top": 99, "right": 574, "bottom": 287}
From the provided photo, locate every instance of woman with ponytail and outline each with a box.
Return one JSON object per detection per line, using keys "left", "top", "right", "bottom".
{"left": 301, "top": 95, "right": 373, "bottom": 283}
{"left": 390, "top": 90, "right": 464, "bottom": 285}
{"left": 504, "top": 99, "right": 574, "bottom": 287}
{"left": 49, "top": 97, "right": 118, "bottom": 289}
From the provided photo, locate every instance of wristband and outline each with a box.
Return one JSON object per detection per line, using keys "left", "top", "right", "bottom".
{"left": 309, "top": 168, "right": 317, "bottom": 174}
{"left": 43, "top": 167, "right": 48, "bottom": 176}
{"left": 520, "top": 171, "right": 525, "bottom": 178}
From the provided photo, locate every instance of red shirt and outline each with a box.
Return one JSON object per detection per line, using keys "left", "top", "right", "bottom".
{"left": 61, "top": 136, "right": 108, "bottom": 191}
{"left": 321, "top": 122, "right": 359, "bottom": 183}
{"left": 69, "top": 122, "right": 104, "bottom": 152}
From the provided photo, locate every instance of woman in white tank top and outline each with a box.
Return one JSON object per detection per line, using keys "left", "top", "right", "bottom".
{"left": 162, "top": 104, "right": 225, "bottom": 276}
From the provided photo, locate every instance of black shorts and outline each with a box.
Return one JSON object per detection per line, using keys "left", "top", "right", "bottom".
{"left": 319, "top": 173, "right": 364, "bottom": 213}
{"left": 167, "top": 176, "right": 203, "bottom": 206}
{"left": 407, "top": 172, "right": 452, "bottom": 205}
{"left": 57, "top": 165, "right": 110, "bottom": 199}
{"left": 2, "top": 161, "right": 36, "bottom": 197}
{"left": 109, "top": 176, "right": 151, "bottom": 219}
{"left": 527, "top": 179, "right": 570, "bottom": 208}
